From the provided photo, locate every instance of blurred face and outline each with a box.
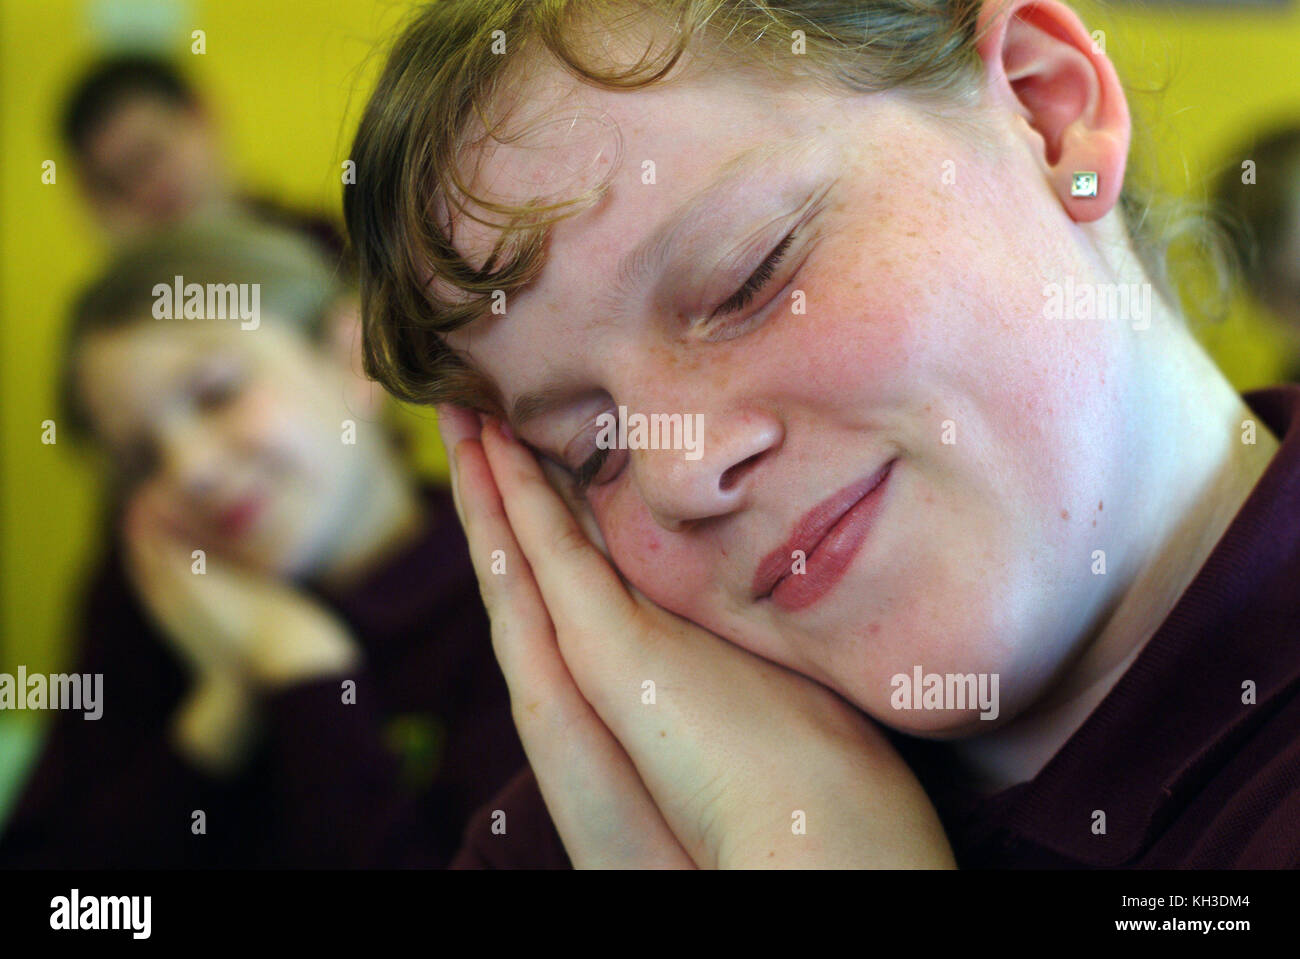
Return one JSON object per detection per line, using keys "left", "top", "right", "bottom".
{"left": 443, "top": 60, "right": 1144, "bottom": 737}
{"left": 80, "top": 97, "right": 228, "bottom": 240}
{"left": 78, "top": 317, "right": 380, "bottom": 578}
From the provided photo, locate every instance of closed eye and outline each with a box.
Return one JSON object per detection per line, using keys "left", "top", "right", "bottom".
{"left": 567, "top": 230, "right": 802, "bottom": 492}
{"left": 573, "top": 445, "right": 612, "bottom": 491}
{"left": 710, "top": 229, "right": 797, "bottom": 318}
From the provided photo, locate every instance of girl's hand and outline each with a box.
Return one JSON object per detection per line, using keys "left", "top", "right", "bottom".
{"left": 122, "top": 481, "right": 360, "bottom": 690}
{"left": 439, "top": 405, "right": 692, "bottom": 868}
{"left": 438, "top": 405, "right": 955, "bottom": 869}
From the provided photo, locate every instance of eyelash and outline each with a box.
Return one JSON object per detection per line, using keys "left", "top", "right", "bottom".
{"left": 710, "top": 229, "right": 798, "bottom": 318}
{"left": 572, "top": 446, "right": 611, "bottom": 492}
{"left": 569, "top": 231, "right": 798, "bottom": 493}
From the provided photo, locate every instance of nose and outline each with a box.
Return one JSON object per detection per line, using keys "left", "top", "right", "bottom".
{"left": 158, "top": 419, "right": 224, "bottom": 501}
{"left": 631, "top": 406, "right": 783, "bottom": 531}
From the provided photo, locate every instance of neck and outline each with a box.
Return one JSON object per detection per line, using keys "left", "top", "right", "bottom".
{"left": 312, "top": 448, "right": 426, "bottom": 592}
{"left": 949, "top": 295, "right": 1282, "bottom": 795}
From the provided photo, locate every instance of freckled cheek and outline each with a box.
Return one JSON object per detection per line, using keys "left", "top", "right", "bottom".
{"left": 594, "top": 495, "right": 719, "bottom": 618}
{"left": 776, "top": 273, "right": 922, "bottom": 405}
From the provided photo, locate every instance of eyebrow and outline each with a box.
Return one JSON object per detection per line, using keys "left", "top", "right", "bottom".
{"left": 508, "top": 139, "right": 806, "bottom": 431}
{"left": 510, "top": 382, "right": 577, "bottom": 430}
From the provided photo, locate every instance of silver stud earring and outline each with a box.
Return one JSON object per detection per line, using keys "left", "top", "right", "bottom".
{"left": 1071, "top": 171, "right": 1099, "bottom": 198}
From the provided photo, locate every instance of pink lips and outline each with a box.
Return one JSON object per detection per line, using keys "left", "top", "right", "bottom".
{"left": 752, "top": 459, "right": 895, "bottom": 612}
{"left": 215, "top": 492, "right": 268, "bottom": 539}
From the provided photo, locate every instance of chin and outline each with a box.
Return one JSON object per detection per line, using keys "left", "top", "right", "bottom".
{"left": 859, "top": 651, "right": 1013, "bottom": 736}
{"left": 269, "top": 539, "right": 323, "bottom": 581}
{"left": 880, "top": 708, "right": 1020, "bottom": 741}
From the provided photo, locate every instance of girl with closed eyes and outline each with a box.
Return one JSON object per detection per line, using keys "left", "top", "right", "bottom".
{"left": 345, "top": 0, "right": 1300, "bottom": 868}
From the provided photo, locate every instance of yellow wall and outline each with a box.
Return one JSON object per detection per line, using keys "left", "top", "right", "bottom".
{"left": 3, "top": 0, "right": 1300, "bottom": 686}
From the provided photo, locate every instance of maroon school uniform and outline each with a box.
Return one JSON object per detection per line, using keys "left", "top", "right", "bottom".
{"left": 454, "top": 384, "right": 1300, "bottom": 869}
{"left": 0, "top": 484, "right": 526, "bottom": 868}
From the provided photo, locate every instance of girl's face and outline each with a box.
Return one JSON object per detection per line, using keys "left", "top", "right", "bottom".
{"left": 444, "top": 65, "right": 1139, "bottom": 737}
{"left": 78, "top": 317, "right": 380, "bottom": 578}
{"left": 82, "top": 97, "right": 228, "bottom": 241}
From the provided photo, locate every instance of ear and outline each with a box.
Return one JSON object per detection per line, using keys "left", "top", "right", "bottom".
{"left": 322, "top": 294, "right": 386, "bottom": 419}
{"left": 974, "top": 0, "right": 1130, "bottom": 224}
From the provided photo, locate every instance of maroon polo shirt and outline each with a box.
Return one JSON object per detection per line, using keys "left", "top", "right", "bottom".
{"left": 1, "top": 483, "right": 525, "bottom": 868}
{"left": 453, "top": 384, "right": 1300, "bottom": 869}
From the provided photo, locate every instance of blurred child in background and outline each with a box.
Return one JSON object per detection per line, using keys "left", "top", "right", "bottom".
{"left": 1214, "top": 124, "right": 1300, "bottom": 381}
{"left": 61, "top": 55, "right": 347, "bottom": 268}
{"left": 0, "top": 216, "right": 541, "bottom": 867}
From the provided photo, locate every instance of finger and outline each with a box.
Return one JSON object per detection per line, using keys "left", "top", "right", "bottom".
{"left": 479, "top": 416, "right": 690, "bottom": 752}
{"left": 122, "top": 492, "right": 183, "bottom": 595}
{"left": 453, "top": 435, "right": 691, "bottom": 867}
{"left": 436, "top": 403, "right": 482, "bottom": 523}
{"left": 435, "top": 403, "right": 482, "bottom": 469}
{"left": 477, "top": 417, "right": 640, "bottom": 644}
{"left": 122, "top": 510, "right": 211, "bottom": 662}
{"left": 450, "top": 435, "right": 550, "bottom": 674}
{"left": 536, "top": 455, "right": 613, "bottom": 561}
